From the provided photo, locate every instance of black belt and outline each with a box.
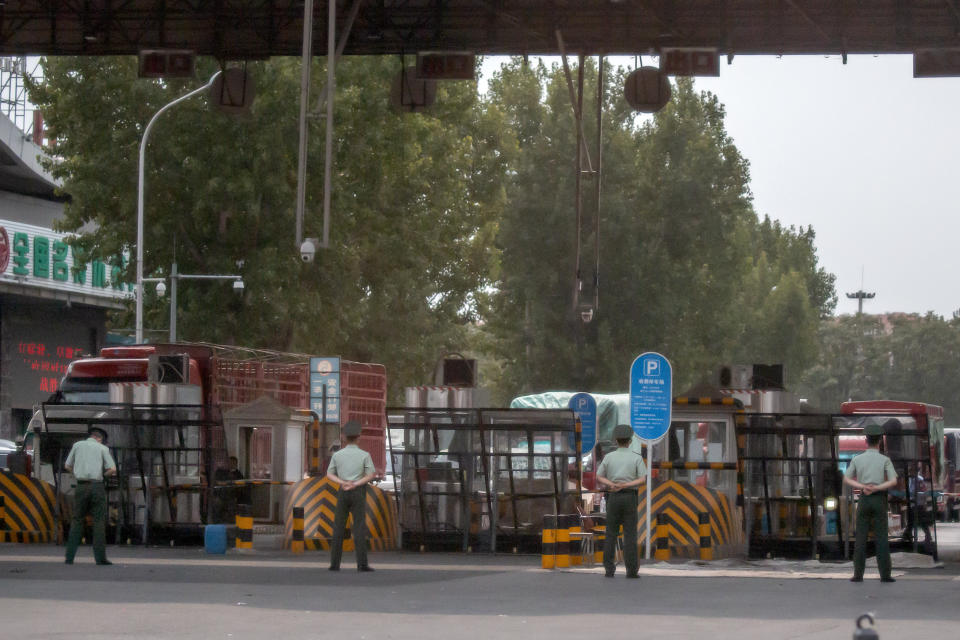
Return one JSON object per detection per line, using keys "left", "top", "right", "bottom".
{"left": 609, "top": 489, "right": 638, "bottom": 495}
{"left": 76, "top": 479, "right": 103, "bottom": 484}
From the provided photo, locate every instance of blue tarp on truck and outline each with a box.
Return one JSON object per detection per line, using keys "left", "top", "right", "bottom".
{"left": 509, "top": 391, "right": 630, "bottom": 444}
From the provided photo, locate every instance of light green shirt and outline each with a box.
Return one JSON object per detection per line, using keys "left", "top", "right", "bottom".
{"left": 327, "top": 444, "right": 375, "bottom": 483}
{"left": 65, "top": 437, "right": 116, "bottom": 481}
{"left": 844, "top": 448, "right": 897, "bottom": 486}
{"left": 597, "top": 447, "right": 647, "bottom": 484}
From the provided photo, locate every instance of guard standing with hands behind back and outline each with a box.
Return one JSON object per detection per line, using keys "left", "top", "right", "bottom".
{"left": 844, "top": 420, "right": 899, "bottom": 583}
{"left": 596, "top": 424, "right": 647, "bottom": 579}
{"left": 326, "top": 420, "right": 377, "bottom": 572}
{"left": 64, "top": 427, "right": 117, "bottom": 565}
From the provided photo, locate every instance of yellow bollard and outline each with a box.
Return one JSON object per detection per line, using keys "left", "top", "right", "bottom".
{"left": 654, "top": 512, "right": 670, "bottom": 561}
{"left": 236, "top": 504, "right": 253, "bottom": 550}
{"left": 568, "top": 514, "right": 583, "bottom": 566}
{"left": 698, "top": 512, "right": 713, "bottom": 561}
{"left": 541, "top": 515, "right": 557, "bottom": 569}
{"left": 291, "top": 506, "right": 305, "bottom": 554}
{"left": 555, "top": 514, "right": 571, "bottom": 568}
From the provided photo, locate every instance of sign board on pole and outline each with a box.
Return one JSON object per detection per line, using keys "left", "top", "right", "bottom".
{"left": 629, "top": 352, "right": 673, "bottom": 442}
{"left": 309, "top": 357, "right": 340, "bottom": 423}
{"left": 629, "top": 351, "right": 673, "bottom": 561}
{"left": 568, "top": 392, "right": 598, "bottom": 454}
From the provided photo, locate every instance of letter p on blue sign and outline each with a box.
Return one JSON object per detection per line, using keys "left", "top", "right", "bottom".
{"left": 644, "top": 358, "right": 660, "bottom": 377}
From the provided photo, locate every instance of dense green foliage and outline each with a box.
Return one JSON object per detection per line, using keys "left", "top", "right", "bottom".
{"left": 30, "top": 56, "right": 836, "bottom": 402}
{"left": 483, "top": 61, "right": 834, "bottom": 401}
{"left": 30, "top": 56, "right": 507, "bottom": 397}
{"left": 797, "top": 313, "right": 960, "bottom": 418}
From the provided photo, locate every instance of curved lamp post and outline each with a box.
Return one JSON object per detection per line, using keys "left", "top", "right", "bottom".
{"left": 135, "top": 70, "right": 222, "bottom": 344}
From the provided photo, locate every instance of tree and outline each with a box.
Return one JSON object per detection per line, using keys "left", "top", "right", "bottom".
{"left": 796, "top": 313, "right": 960, "bottom": 417}
{"left": 483, "top": 64, "right": 831, "bottom": 400}
{"left": 29, "top": 56, "right": 508, "bottom": 399}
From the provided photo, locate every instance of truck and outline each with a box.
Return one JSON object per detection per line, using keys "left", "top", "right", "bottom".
{"left": 21, "top": 343, "right": 386, "bottom": 543}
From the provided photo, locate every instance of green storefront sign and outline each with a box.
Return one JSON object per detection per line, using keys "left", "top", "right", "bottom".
{"left": 1, "top": 220, "right": 133, "bottom": 297}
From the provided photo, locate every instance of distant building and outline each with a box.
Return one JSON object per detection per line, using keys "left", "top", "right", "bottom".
{"left": 0, "top": 112, "right": 130, "bottom": 439}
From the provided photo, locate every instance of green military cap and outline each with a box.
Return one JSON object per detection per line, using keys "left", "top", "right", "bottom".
{"left": 614, "top": 424, "right": 634, "bottom": 440}
{"left": 864, "top": 423, "right": 887, "bottom": 436}
{"left": 342, "top": 420, "right": 362, "bottom": 437}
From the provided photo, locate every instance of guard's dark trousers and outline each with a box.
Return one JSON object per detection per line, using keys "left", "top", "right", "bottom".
{"left": 853, "top": 492, "right": 892, "bottom": 580}
{"left": 65, "top": 480, "right": 108, "bottom": 564}
{"left": 329, "top": 485, "right": 369, "bottom": 570}
{"left": 603, "top": 490, "right": 639, "bottom": 577}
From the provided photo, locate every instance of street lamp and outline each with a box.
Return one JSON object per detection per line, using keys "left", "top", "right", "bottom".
{"left": 135, "top": 70, "right": 222, "bottom": 344}
{"left": 144, "top": 261, "right": 243, "bottom": 342}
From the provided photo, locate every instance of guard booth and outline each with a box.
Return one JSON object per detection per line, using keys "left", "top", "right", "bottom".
{"left": 223, "top": 396, "right": 313, "bottom": 523}
{"left": 597, "top": 398, "right": 745, "bottom": 560}
{"left": 385, "top": 408, "right": 578, "bottom": 553}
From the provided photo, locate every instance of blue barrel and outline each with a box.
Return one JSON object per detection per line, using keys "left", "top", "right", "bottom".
{"left": 204, "top": 524, "right": 227, "bottom": 554}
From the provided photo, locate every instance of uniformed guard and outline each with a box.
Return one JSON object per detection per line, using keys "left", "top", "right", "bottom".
{"left": 326, "top": 420, "right": 377, "bottom": 572}
{"left": 596, "top": 424, "right": 647, "bottom": 579}
{"left": 844, "top": 419, "right": 899, "bottom": 583}
{"left": 64, "top": 426, "right": 117, "bottom": 565}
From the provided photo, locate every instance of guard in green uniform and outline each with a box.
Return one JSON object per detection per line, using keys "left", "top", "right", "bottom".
{"left": 844, "top": 420, "right": 899, "bottom": 583}
{"left": 326, "top": 420, "right": 377, "bottom": 572}
{"left": 596, "top": 424, "right": 647, "bottom": 579}
{"left": 64, "top": 427, "right": 117, "bottom": 565}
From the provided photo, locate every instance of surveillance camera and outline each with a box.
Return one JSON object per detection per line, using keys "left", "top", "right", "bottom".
{"left": 580, "top": 308, "right": 594, "bottom": 323}
{"left": 232, "top": 279, "right": 244, "bottom": 294}
{"left": 155, "top": 281, "right": 167, "bottom": 297}
{"left": 300, "top": 238, "right": 317, "bottom": 263}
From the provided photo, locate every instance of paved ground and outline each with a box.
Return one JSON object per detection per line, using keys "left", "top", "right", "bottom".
{"left": 2, "top": 526, "right": 960, "bottom": 640}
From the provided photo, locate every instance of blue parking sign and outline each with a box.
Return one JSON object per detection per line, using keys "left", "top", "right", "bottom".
{"left": 629, "top": 352, "right": 672, "bottom": 442}
{"left": 568, "top": 393, "right": 597, "bottom": 454}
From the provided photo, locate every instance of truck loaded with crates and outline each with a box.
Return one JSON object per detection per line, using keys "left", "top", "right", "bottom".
{"left": 21, "top": 343, "right": 386, "bottom": 543}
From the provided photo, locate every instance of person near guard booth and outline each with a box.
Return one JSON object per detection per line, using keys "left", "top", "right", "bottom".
{"left": 63, "top": 427, "right": 117, "bottom": 565}
{"left": 214, "top": 456, "right": 247, "bottom": 523}
{"left": 326, "top": 420, "right": 377, "bottom": 572}
{"left": 596, "top": 424, "right": 647, "bottom": 579}
{"left": 843, "top": 420, "right": 899, "bottom": 583}
{"left": 904, "top": 469, "right": 933, "bottom": 546}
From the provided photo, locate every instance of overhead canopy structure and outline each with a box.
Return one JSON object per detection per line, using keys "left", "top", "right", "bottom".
{"left": 0, "top": 1, "right": 959, "bottom": 59}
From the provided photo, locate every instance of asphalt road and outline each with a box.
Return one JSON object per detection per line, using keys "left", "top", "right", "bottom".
{"left": 1, "top": 534, "right": 959, "bottom": 640}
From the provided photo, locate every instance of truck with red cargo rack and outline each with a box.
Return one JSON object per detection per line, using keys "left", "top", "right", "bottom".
{"left": 24, "top": 343, "right": 387, "bottom": 542}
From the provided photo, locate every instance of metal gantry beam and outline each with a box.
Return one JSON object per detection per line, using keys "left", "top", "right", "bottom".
{"left": 1, "top": 2, "right": 960, "bottom": 58}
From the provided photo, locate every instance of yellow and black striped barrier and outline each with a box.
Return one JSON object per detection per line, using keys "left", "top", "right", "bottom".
{"left": 636, "top": 479, "right": 741, "bottom": 559}
{"left": 235, "top": 504, "right": 253, "bottom": 550}
{"left": 541, "top": 514, "right": 556, "bottom": 569}
{"left": 0, "top": 470, "right": 57, "bottom": 543}
{"left": 699, "top": 512, "right": 713, "bottom": 561}
{"left": 0, "top": 494, "right": 5, "bottom": 529}
{"left": 567, "top": 514, "right": 583, "bottom": 566}
{"left": 0, "top": 531, "right": 47, "bottom": 543}
{"left": 654, "top": 512, "right": 670, "bottom": 561}
{"left": 291, "top": 506, "right": 305, "bottom": 554}
{"left": 555, "top": 514, "right": 571, "bottom": 568}
{"left": 283, "top": 477, "right": 397, "bottom": 551}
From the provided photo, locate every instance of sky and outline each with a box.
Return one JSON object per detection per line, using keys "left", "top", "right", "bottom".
{"left": 483, "top": 54, "right": 960, "bottom": 320}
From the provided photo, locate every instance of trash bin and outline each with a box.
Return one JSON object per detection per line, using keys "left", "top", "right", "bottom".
{"left": 204, "top": 524, "right": 227, "bottom": 554}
